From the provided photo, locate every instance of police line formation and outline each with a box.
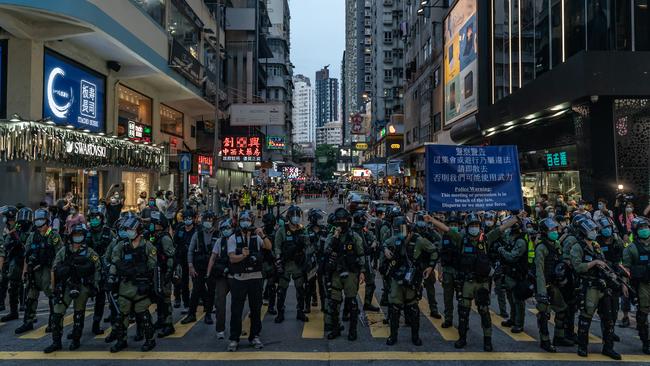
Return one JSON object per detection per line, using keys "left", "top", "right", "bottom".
{"left": 1, "top": 201, "right": 650, "bottom": 361}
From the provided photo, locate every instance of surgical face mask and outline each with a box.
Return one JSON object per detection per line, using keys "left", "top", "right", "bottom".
{"left": 547, "top": 231, "right": 559, "bottom": 241}
{"left": 587, "top": 231, "right": 598, "bottom": 241}
{"left": 467, "top": 226, "right": 480, "bottom": 237}
{"left": 90, "top": 218, "right": 101, "bottom": 228}
{"left": 240, "top": 221, "right": 252, "bottom": 229}
{"left": 290, "top": 216, "right": 301, "bottom": 225}
{"left": 148, "top": 223, "right": 155, "bottom": 232}
{"left": 202, "top": 221, "right": 213, "bottom": 230}
{"left": 221, "top": 228, "right": 233, "bottom": 238}
{"left": 110, "top": 198, "right": 118, "bottom": 205}
{"left": 184, "top": 219, "right": 193, "bottom": 226}
{"left": 598, "top": 203, "right": 604, "bottom": 210}
{"left": 34, "top": 219, "right": 47, "bottom": 228}
{"left": 118, "top": 230, "right": 129, "bottom": 239}
{"left": 485, "top": 220, "right": 494, "bottom": 227}
{"left": 601, "top": 227, "right": 612, "bottom": 238}
{"left": 126, "top": 230, "right": 138, "bottom": 240}
{"left": 626, "top": 207, "right": 633, "bottom": 214}
{"left": 72, "top": 235, "right": 85, "bottom": 244}
{"left": 638, "top": 228, "right": 650, "bottom": 240}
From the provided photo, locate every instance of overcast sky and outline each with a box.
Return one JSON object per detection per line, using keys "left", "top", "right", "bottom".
{"left": 290, "top": 0, "right": 345, "bottom": 83}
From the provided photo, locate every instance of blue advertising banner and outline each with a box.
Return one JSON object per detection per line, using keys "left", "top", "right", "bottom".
{"left": 425, "top": 145, "right": 523, "bottom": 212}
{"left": 87, "top": 174, "right": 99, "bottom": 209}
{"left": 43, "top": 49, "right": 106, "bottom": 132}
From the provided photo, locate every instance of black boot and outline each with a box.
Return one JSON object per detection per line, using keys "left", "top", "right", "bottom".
{"left": 363, "top": 303, "right": 380, "bottom": 312}
{"left": 158, "top": 324, "right": 175, "bottom": 338}
{"left": 537, "top": 312, "right": 556, "bottom": 352}
{"left": 275, "top": 287, "right": 287, "bottom": 323}
{"left": 342, "top": 298, "right": 350, "bottom": 321}
{"left": 407, "top": 304, "right": 422, "bottom": 346}
{"left": 326, "top": 299, "right": 342, "bottom": 340}
{"left": 478, "top": 307, "right": 492, "bottom": 351}
{"left": 14, "top": 321, "right": 34, "bottom": 334}
{"left": 267, "top": 282, "right": 278, "bottom": 315}
{"left": 576, "top": 315, "right": 590, "bottom": 357}
{"left": 441, "top": 318, "right": 453, "bottom": 328}
{"left": 92, "top": 319, "right": 104, "bottom": 335}
{"left": 601, "top": 317, "right": 621, "bottom": 360}
{"left": 110, "top": 340, "right": 128, "bottom": 353}
{"left": 139, "top": 311, "right": 156, "bottom": 351}
{"left": 109, "top": 316, "right": 128, "bottom": 352}
{"left": 181, "top": 313, "right": 197, "bottom": 324}
{"left": 204, "top": 313, "right": 214, "bottom": 325}
{"left": 69, "top": 311, "right": 85, "bottom": 350}
{"left": 43, "top": 313, "right": 63, "bottom": 354}
{"left": 1, "top": 295, "right": 19, "bottom": 322}
{"left": 454, "top": 306, "right": 470, "bottom": 349}
{"left": 638, "top": 311, "right": 650, "bottom": 355}
{"left": 347, "top": 299, "right": 358, "bottom": 341}
{"left": 386, "top": 305, "right": 400, "bottom": 346}
{"left": 483, "top": 336, "right": 493, "bottom": 352}
{"left": 45, "top": 299, "right": 54, "bottom": 333}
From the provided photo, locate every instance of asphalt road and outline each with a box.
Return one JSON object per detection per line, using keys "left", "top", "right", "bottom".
{"left": 0, "top": 197, "right": 648, "bottom": 365}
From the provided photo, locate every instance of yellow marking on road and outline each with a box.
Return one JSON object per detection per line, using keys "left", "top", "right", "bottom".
{"left": 358, "top": 283, "right": 389, "bottom": 338}
{"left": 470, "top": 306, "right": 535, "bottom": 342}
{"left": 528, "top": 308, "right": 602, "bottom": 344}
{"left": 20, "top": 311, "right": 92, "bottom": 340}
{"left": 241, "top": 304, "right": 268, "bottom": 336}
{"left": 0, "top": 351, "right": 648, "bottom": 362}
{"left": 96, "top": 304, "right": 157, "bottom": 339}
{"left": 167, "top": 306, "right": 205, "bottom": 338}
{"left": 302, "top": 307, "right": 325, "bottom": 339}
{"left": 418, "top": 298, "right": 457, "bottom": 341}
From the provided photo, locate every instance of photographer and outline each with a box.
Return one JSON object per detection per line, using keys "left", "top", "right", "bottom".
{"left": 615, "top": 194, "right": 637, "bottom": 243}
{"left": 206, "top": 219, "right": 234, "bottom": 339}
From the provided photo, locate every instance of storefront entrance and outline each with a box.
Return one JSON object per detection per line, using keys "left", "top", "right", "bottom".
{"left": 522, "top": 171, "right": 582, "bottom": 204}
{"left": 45, "top": 168, "right": 104, "bottom": 210}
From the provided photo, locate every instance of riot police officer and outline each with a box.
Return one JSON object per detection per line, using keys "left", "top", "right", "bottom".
{"left": 44, "top": 224, "right": 100, "bottom": 353}
{"left": 497, "top": 219, "right": 528, "bottom": 333}
{"left": 207, "top": 218, "right": 233, "bottom": 339}
{"left": 379, "top": 206, "right": 400, "bottom": 307}
{"left": 413, "top": 212, "right": 442, "bottom": 319}
{"left": 623, "top": 216, "right": 650, "bottom": 354}
{"left": 570, "top": 218, "right": 621, "bottom": 360}
{"left": 173, "top": 209, "right": 196, "bottom": 310}
{"left": 182, "top": 210, "right": 218, "bottom": 325}
{"left": 109, "top": 217, "right": 158, "bottom": 352}
{"left": 274, "top": 205, "right": 309, "bottom": 323}
{"left": 261, "top": 213, "right": 278, "bottom": 315}
{"left": 0, "top": 206, "right": 25, "bottom": 322}
{"left": 534, "top": 218, "right": 573, "bottom": 352}
{"left": 383, "top": 215, "right": 437, "bottom": 346}
{"left": 485, "top": 211, "right": 509, "bottom": 319}
{"left": 324, "top": 208, "right": 365, "bottom": 341}
{"left": 16, "top": 208, "right": 63, "bottom": 334}
{"left": 86, "top": 207, "right": 116, "bottom": 335}
{"left": 352, "top": 210, "right": 380, "bottom": 312}
{"left": 305, "top": 209, "right": 327, "bottom": 314}
{"left": 438, "top": 215, "right": 461, "bottom": 328}
{"left": 149, "top": 210, "right": 175, "bottom": 337}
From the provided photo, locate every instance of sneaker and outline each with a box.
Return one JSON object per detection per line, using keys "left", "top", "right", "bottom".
{"left": 227, "top": 341, "right": 238, "bottom": 352}
{"left": 216, "top": 331, "right": 225, "bottom": 340}
{"left": 250, "top": 336, "right": 264, "bottom": 349}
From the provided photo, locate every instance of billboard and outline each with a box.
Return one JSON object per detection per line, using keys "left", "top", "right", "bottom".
{"left": 43, "top": 49, "right": 106, "bottom": 133}
{"left": 266, "top": 136, "right": 286, "bottom": 150}
{"left": 230, "top": 103, "right": 285, "bottom": 126}
{"left": 444, "top": 0, "right": 477, "bottom": 126}
{"left": 221, "top": 136, "right": 262, "bottom": 162}
{"left": 425, "top": 145, "right": 523, "bottom": 211}
{"left": 350, "top": 113, "right": 365, "bottom": 134}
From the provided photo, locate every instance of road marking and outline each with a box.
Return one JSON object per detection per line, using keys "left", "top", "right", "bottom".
{"left": 528, "top": 308, "right": 602, "bottom": 344}
{"left": 358, "top": 283, "right": 389, "bottom": 338}
{"left": 167, "top": 306, "right": 205, "bottom": 338}
{"left": 0, "top": 351, "right": 647, "bottom": 362}
{"left": 96, "top": 304, "right": 157, "bottom": 339}
{"left": 20, "top": 311, "right": 92, "bottom": 340}
{"left": 241, "top": 304, "right": 268, "bottom": 337}
{"left": 418, "top": 297, "right": 457, "bottom": 341}
{"left": 302, "top": 307, "right": 325, "bottom": 339}
{"left": 470, "top": 306, "right": 535, "bottom": 342}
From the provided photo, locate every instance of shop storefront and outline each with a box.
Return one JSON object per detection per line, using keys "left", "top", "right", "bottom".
{"left": 117, "top": 84, "right": 153, "bottom": 143}
{"left": 519, "top": 146, "right": 582, "bottom": 203}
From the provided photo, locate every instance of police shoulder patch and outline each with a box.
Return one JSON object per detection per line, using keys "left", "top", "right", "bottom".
{"left": 150, "top": 247, "right": 157, "bottom": 257}
{"left": 91, "top": 254, "right": 99, "bottom": 262}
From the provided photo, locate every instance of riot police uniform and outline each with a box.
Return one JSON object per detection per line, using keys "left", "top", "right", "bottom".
{"left": 173, "top": 209, "right": 196, "bottom": 309}
{"left": 383, "top": 216, "right": 437, "bottom": 346}
{"left": 44, "top": 224, "right": 101, "bottom": 353}
{"left": 16, "top": 209, "right": 63, "bottom": 334}
{"left": 484, "top": 212, "right": 508, "bottom": 318}
{"left": 274, "top": 205, "right": 309, "bottom": 323}
{"left": 86, "top": 208, "right": 116, "bottom": 335}
{"left": 109, "top": 217, "right": 158, "bottom": 353}
{"left": 324, "top": 208, "right": 365, "bottom": 341}
{"left": 149, "top": 211, "right": 176, "bottom": 337}
{"left": 622, "top": 216, "right": 650, "bottom": 354}
{"left": 413, "top": 212, "right": 442, "bottom": 319}
{"left": 497, "top": 221, "right": 528, "bottom": 333}
{"left": 352, "top": 210, "right": 380, "bottom": 312}
{"left": 378, "top": 207, "right": 400, "bottom": 307}
{"left": 438, "top": 215, "right": 461, "bottom": 328}
{"left": 305, "top": 209, "right": 327, "bottom": 314}
{"left": 0, "top": 206, "right": 28, "bottom": 322}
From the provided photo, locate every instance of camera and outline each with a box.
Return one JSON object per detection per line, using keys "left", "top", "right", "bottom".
{"left": 339, "top": 271, "right": 349, "bottom": 279}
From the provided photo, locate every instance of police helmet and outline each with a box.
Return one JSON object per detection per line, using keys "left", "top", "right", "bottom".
{"left": 150, "top": 210, "right": 169, "bottom": 229}
{"left": 447, "top": 214, "right": 461, "bottom": 225}
{"left": 287, "top": 205, "right": 302, "bottom": 218}
{"left": 120, "top": 217, "right": 141, "bottom": 233}
{"left": 465, "top": 213, "right": 481, "bottom": 226}
{"left": 182, "top": 209, "right": 195, "bottom": 220}
{"left": 538, "top": 217, "right": 560, "bottom": 233}
{"left": 33, "top": 208, "right": 49, "bottom": 227}
{"left": 414, "top": 211, "right": 428, "bottom": 230}
{"left": 70, "top": 223, "right": 88, "bottom": 237}
{"left": 16, "top": 207, "right": 33, "bottom": 223}
{"left": 576, "top": 218, "right": 599, "bottom": 238}
{"left": 307, "top": 209, "right": 323, "bottom": 225}
{"left": 353, "top": 210, "right": 368, "bottom": 226}
{"left": 333, "top": 208, "right": 351, "bottom": 227}
{"left": 571, "top": 213, "right": 589, "bottom": 230}
{"left": 0, "top": 205, "right": 18, "bottom": 220}
{"left": 220, "top": 218, "right": 233, "bottom": 231}
{"left": 140, "top": 207, "right": 154, "bottom": 222}
{"left": 202, "top": 210, "right": 216, "bottom": 222}
{"left": 483, "top": 211, "right": 497, "bottom": 221}
{"left": 631, "top": 216, "right": 649, "bottom": 233}
{"left": 239, "top": 210, "right": 254, "bottom": 225}
{"left": 597, "top": 217, "right": 613, "bottom": 230}
{"left": 327, "top": 212, "right": 336, "bottom": 226}
{"left": 385, "top": 206, "right": 402, "bottom": 221}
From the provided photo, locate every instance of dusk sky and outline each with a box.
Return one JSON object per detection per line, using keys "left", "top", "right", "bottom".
{"left": 290, "top": 0, "right": 345, "bottom": 84}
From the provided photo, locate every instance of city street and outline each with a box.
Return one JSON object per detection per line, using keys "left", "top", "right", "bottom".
{"left": 0, "top": 198, "right": 647, "bottom": 366}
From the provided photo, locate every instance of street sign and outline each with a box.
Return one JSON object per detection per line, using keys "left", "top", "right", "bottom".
{"left": 179, "top": 152, "right": 192, "bottom": 173}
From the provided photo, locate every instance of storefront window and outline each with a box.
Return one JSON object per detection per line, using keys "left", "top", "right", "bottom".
{"left": 566, "top": 0, "right": 586, "bottom": 57}
{"left": 168, "top": 1, "right": 201, "bottom": 59}
{"left": 160, "top": 104, "right": 184, "bottom": 137}
{"left": 122, "top": 171, "right": 150, "bottom": 211}
{"left": 45, "top": 168, "right": 104, "bottom": 211}
{"left": 131, "top": 0, "right": 165, "bottom": 27}
{"left": 636, "top": 0, "right": 649, "bottom": 50}
{"left": 535, "top": 0, "right": 550, "bottom": 76}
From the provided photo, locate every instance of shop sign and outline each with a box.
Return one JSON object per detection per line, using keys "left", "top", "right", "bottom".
{"left": 354, "top": 142, "right": 368, "bottom": 150}
{"left": 43, "top": 49, "right": 106, "bottom": 133}
{"left": 545, "top": 151, "right": 568, "bottom": 169}
{"left": 425, "top": 145, "right": 523, "bottom": 211}
{"left": 352, "top": 168, "right": 372, "bottom": 177}
{"left": 197, "top": 154, "right": 213, "bottom": 175}
{"left": 221, "top": 136, "right": 262, "bottom": 162}
{"left": 390, "top": 143, "right": 401, "bottom": 149}
{"left": 350, "top": 113, "right": 364, "bottom": 134}
{"left": 169, "top": 39, "right": 203, "bottom": 86}
{"left": 379, "top": 127, "right": 386, "bottom": 139}
{"left": 282, "top": 166, "right": 301, "bottom": 179}
{"left": 65, "top": 140, "right": 107, "bottom": 158}
{"left": 127, "top": 120, "right": 152, "bottom": 142}
{"left": 266, "top": 136, "right": 286, "bottom": 150}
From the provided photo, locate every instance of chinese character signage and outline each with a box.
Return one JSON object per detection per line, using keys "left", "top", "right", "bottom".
{"left": 221, "top": 136, "right": 262, "bottom": 162}
{"left": 545, "top": 151, "right": 568, "bottom": 169}
{"left": 125, "top": 120, "right": 152, "bottom": 143}
{"left": 266, "top": 136, "right": 286, "bottom": 150}
{"left": 43, "top": 49, "right": 106, "bottom": 133}
{"left": 350, "top": 113, "right": 364, "bottom": 134}
{"left": 425, "top": 145, "right": 523, "bottom": 211}
{"left": 196, "top": 154, "right": 213, "bottom": 175}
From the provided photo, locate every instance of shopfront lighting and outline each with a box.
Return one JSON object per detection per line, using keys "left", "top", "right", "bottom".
{"left": 421, "top": 0, "right": 429, "bottom": 5}
{"left": 9, "top": 113, "right": 22, "bottom": 122}
{"left": 617, "top": 184, "right": 624, "bottom": 190}
{"left": 111, "top": 135, "right": 118, "bottom": 139}
{"left": 83, "top": 129, "right": 90, "bottom": 133}
{"left": 66, "top": 125, "right": 74, "bottom": 129}
{"left": 524, "top": 113, "right": 536, "bottom": 120}
{"left": 98, "top": 132, "right": 105, "bottom": 136}
{"left": 549, "top": 103, "right": 565, "bottom": 111}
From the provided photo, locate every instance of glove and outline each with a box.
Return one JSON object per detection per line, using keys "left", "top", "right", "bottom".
{"left": 535, "top": 293, "right": 550, "bottom": 305}
{"left": 275, "top": 259, "right": 284, "bottom": 275}
{"left": 107, "top": 275, "right": 117, "bottom": 286}
{"left": 328, "top": 252, "right": 338, "bottom": 268}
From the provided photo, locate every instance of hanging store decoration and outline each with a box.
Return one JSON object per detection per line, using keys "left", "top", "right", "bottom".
{"left": 0, "top": 121, "right": 167, "bottom": 171}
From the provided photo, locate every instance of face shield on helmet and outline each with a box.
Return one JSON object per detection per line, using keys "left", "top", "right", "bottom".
{"left": 202, "top": 210, "right": 216, "bottom": 230}
{"left": 483, "top": 211, "right": 497, "bottom": 228}
{"left": 70, "top": 224, "right": 87, "bottom": 244}
{"left": 220, "top": 219, "right": 234, "bottom": 238}
{"left": 392, "top": 216, "right": 409, "bottom": 240}
{"left": 120, "top": 217, "right": 141, "bottom": 240}
{"left": 632, "top": 217, "right": 650, "bottom": 240}
{"left": 597, "top": 217, "right": 613, "bottom": 238}
{"left": 182, "top": 209, "right": 195, "bottom": 226}
{"left": 333, "top": 208, "right": 351, "bottom": 230}
{"left": 577, "top": 218, "right": 600, "bottom": 241}
{"left": 33, "top": 208, "right": 49, "bottom": 228}
{"left": 287, "top": 205, "right": 302, "bottom": 226}
{"left": 465, "top": 213, "right": 481, "bottom": 237}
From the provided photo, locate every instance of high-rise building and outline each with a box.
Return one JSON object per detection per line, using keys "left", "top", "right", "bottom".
{"left": 315, "top": 66, "right": 339, "bottom": 127}
{"left": 316, "top": 121, "right": 343, "bottom": 146}
{"left": 292, "top": 74, "right": 315, "bottom": 145}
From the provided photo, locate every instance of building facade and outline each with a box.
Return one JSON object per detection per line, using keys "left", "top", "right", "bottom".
{"left": 315, "top": 65, "right": 339, "bottom": 127}
{"left": 291, "top": 74, "right": 315, "bottom": 145}
{"left": 316, "top": 121, "right": 343, "bottom": 146}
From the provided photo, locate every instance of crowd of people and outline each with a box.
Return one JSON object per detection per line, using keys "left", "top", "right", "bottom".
{"left": 0, "top": 182, "right": 650, "bottom": 360}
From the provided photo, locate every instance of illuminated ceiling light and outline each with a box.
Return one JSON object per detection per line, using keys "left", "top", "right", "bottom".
{"left": 486, "top": 131, "right": 497, "bottom": 137}
{"left": 549, "top": 103, "right": 565, "bottom": 111}
{"left": 486, "top": 127, "right": 497, "bottom": 132}
{"left": 524, "top": 113, "right": 536, "bottom": 120}
{"left": 98, "top": 132, "right": 105, "bottom": 136}
{"left": 503, "top": 120, "right": 515, "bottom": 127}
{"left": 83, "top": 129, "right": 90, "bottom": 133}
{"left": 549, "top": 109, "right": 568, "bottom": 118}
{"left": 417, "top": 7, "right": 424, "bottom": 14}
{"left": 66, "top": 125, "right": 74, "bottom": 129}
{"left": 524, "top": 117, "right": 540, "bottom": 125}
{"left": 111, "top": 135, "right": 118, "bottom": 138}
{"left": 9, "top": 113, "right": 22, "bottom": 122}
{"left": 504, "top": 125, "right": 516, "bottom": 131}
{"left": 152, "top": 144, "right": 157, "bottom": 147}
{"left": 46, "top": 120, "right": 56, "bottom": 125}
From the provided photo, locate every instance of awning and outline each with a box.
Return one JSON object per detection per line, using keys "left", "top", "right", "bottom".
{"left": 0, "top": 121, "right": 168, "bottom": 172}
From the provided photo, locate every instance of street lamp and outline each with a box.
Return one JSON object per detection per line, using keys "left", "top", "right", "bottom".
{"left": 418, "top": 0, "right": 449, "bottom": 15}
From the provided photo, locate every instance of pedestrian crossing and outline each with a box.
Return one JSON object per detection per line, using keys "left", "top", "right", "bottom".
{"left": 527, "top": 308, "right": 602, "bottom": 344}
{"left": 357, "top": 283, "right": 390, "bottom": 338}
{"left": 19, "top": 311, "right": 92, "bottom": 340}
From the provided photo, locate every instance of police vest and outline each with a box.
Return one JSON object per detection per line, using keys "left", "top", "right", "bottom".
{"left": 439, "top": 234, "right": 458, "bottom": 267}
{"left": 194, "top": 231, "right": 215, "bottom": 271}
{"left": 581, "top": 242, "right": 606, "bottom": 279}
{"left": 503, "top": 235, "right": 531, "bottom": 276}
{"left": 281, "top": 228, "right": 305, "bottom": 263}
{"left": 459, "top": 236, "right": 492, "bottom": 278}
{"left": 630, "top": 242, "right": 650, "bottom": 282}
{"left": 229, "top": 233, "right": 263, "bottom": 275}
{"left": 3, "top": 230, "right": 24, "bottom": 261}
{"left": 333, "top": 232, "right": 360, "bottom": 272}
{"left": 174, "top": 226, "right": 195, "bottom": 260}
{"left": 117, "top": 243, "right": 149, "bottom": 281}
{"left": 88, "top": 227, "right": 113, "bottom": 256}
{"left": 153, "top": 233, "right": 172, "bottom": 272}
{"left": 536, "top": 240, "right": 561, "bottom": 284}
{"left": 26, "top": 229, "right": 57, "bottom": 267}
{"left": 597, "top": 237, "right": 623, "bottom": 264}
{"left": 525, "top": 234, "right": 535, "bottom": 265}
{"left": 66, "top": 246, "right": 96, "bottom": 281}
